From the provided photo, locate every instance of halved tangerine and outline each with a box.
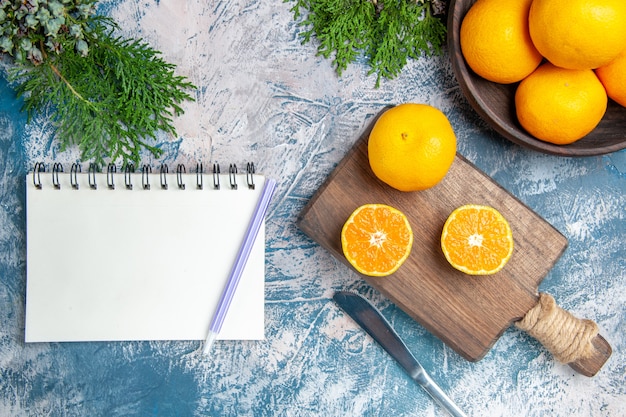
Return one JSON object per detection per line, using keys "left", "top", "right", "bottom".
{"left": 341, "top": 204, "right": 413, "bottom": 277}
{"left": 441, "top": 204, "right": 514, "bottom": 275}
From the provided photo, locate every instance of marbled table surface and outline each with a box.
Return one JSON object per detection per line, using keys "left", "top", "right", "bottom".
{"left": 1, "top": 1, "right": 624, "bottom": 416}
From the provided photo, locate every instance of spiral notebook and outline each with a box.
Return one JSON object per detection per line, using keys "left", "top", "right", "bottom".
{"left": 25, "top": 162, "right": 266, "bottom": 343}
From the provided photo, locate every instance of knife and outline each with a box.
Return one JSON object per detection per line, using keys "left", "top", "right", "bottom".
{"left": 333, "top": 291, "right": 468, "bottom": 417}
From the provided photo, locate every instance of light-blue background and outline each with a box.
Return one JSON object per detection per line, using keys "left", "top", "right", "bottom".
{"left": 1, "top": 1, "right": 624, "bottom": 415}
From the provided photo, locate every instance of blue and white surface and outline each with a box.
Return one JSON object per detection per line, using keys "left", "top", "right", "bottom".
{"left": 1, "top": 0, "right": 624, "bottom": 415}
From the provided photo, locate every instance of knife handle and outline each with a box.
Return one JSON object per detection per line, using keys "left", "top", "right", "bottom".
{"left": 414, "top": 369, "right": 468, "bottom": 417}
{"left": 515, "top": 293, "right": 612, "bottom": 377}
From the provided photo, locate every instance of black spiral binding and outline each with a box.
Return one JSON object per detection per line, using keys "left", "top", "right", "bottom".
{"left": 160, "top": 164, "right": 168, "bottom": 190}
{"left": 71, "top": 163, "right": 81, "bottom": 189}
{"left": 124, "top": 164, "right": 134, "bottom": 190}
{"left": 88, "top": 163, "right": 97, "bottom": 190}
{"left": 52, "top": 163, "right": 63, "bottom": 189}
{"left": 229, "top": 164, "right": 238, "bottom": 190}
{"left": 107, "top": 164, "right": 116, "bottom": 190}
{"left": 196, "top": 163, "right": 203, "bottom": 190}
{"left": 213, "top": 163, "right": 220, "bottom": 190}
{"left": 32, "top": 162, "right": 258, "bottom": 191}
{"left": 246, "top": 162, "right": 255, "bottom": 190}
{"left": 142, "top": 165, "right": 151, "bottom": 190}
{"left": 176, "top": 164, "right": 186, "bottom": 189}
{"left": 33, "top": 162, "right": 44, "bottom": 189}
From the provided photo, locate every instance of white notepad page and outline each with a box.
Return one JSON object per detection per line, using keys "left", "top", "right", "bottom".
{"left": 25, "top": 167, "right": 265, "bottom": 342}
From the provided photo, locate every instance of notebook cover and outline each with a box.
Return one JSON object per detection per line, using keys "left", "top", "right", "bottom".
{"left": 25, "top": 169, "right": 266, "bottom": 342}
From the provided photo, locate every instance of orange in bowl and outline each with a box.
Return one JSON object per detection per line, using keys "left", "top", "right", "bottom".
{"left": 460, "top": 0, "right": 542, "bottom": 84}
{"left": 595, "top": 48, "right": 626, "bottom": 108}
{"left": 529, "top": 0, "right": 626, "bottom": 70}
{"left": 515, "top": 62, "right": 608, "bottom": 145}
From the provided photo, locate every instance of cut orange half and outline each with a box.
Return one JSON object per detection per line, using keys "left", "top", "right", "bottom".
{"left": 441, "top": 205, "right": 514, "bottom": 275}
{"left": 341, "top": 204, "right": 413, "bottom": 277}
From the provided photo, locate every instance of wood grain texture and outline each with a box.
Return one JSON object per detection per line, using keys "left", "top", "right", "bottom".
{"left": 297, "top": 110, "right": 569, "bottom": 362}
{"left": 448, "top": 0, "right": 626, "bottom": 156}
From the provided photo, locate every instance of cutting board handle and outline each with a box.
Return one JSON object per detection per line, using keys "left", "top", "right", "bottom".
{"left": 515, "top": 293, "right": 612, "bottom": 377}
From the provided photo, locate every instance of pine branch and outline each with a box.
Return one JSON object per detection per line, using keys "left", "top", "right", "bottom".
{"left": 1, "top": 2, "right": 195, "bottom": 166}
{"left": 297, "top": 0, "right": 375, "bottom": 75}
{"left": 368, "top": 0, "right": 446, "bottom": 85}
{"left": 288, "top": 0, "right": 447, "bottom": 87}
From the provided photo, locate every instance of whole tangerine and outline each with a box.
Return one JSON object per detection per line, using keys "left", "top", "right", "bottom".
{"left": 595, "top": 48, "right": 626, "bottom": 108}
{"left": 515, "top": 62, "right": 608, "bottom": 145}
{"left": 460, "top": 0, "right": 542, "bottom": 84}
{"left": 368, "top": 104, "right": 456, "bottom": 192}
{"left": 529, "top": 0, "right": 626, "bottom": 70}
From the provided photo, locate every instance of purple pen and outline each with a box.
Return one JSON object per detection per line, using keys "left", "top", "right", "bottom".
{"left": 202, "top": 177, "right": 277, "bottom": 355}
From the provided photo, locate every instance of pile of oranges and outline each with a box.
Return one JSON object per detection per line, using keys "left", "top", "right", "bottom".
{"left": 460, "top": 0, "right": 626, "bottom": 145}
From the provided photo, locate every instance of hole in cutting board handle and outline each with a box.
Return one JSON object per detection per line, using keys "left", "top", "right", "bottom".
{"left": 514, "top": 292, "right": 612, "bottom": 377}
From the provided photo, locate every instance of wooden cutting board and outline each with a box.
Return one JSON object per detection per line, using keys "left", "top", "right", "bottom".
{"left": 297, "top": 110, "right": 610, "bottom": 375}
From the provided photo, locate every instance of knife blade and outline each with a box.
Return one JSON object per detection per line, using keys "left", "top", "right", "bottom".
{"left": 333, "top": 291, "right": 468, "bottom": 417}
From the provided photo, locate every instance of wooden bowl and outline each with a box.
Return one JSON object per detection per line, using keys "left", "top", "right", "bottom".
{"left": 447, "top": 0, "right": 626, "bottom": 156}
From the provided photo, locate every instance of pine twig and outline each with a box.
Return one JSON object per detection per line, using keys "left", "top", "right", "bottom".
{"left": 288, "top": 0, "right": 447, "bottom": 87}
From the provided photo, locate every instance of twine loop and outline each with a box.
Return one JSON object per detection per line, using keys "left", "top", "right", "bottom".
{"left": 515, "top": 293, "right": 598, "bottom": 364}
